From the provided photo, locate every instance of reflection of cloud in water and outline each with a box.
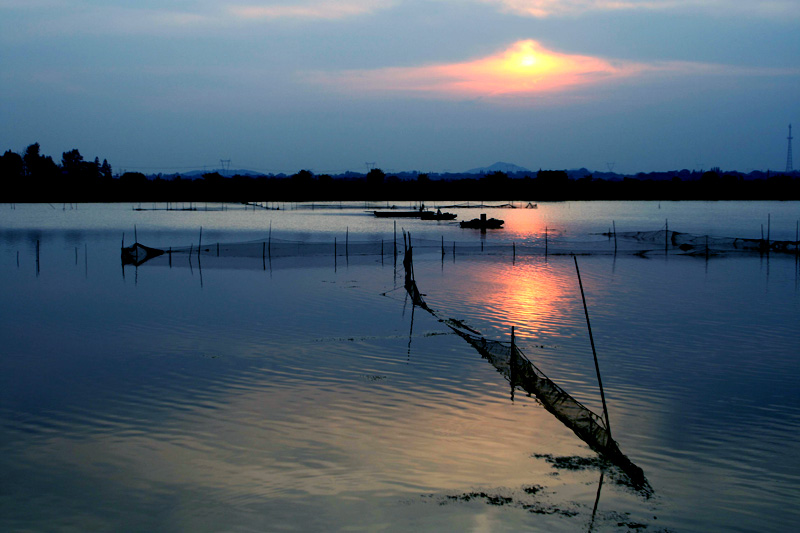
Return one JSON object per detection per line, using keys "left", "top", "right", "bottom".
{"left": 8, "top": 329, "right": 611, "bottom": 529}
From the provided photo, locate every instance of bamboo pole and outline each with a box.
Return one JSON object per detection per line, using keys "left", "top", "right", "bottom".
{"left": 612, "top": 220, "right": 617, "bottom": 254}
{"left": 767, "top": 214, "right": 771, "bottom": 251}
{"left": 574, "top": 256, "right": 612, "bottom": 439}
{"left": 545, "top": 226, "right": 548, "bottom": 257}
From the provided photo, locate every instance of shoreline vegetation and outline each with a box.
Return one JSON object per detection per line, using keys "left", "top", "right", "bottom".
{"left": 3, "top": 143, "right": 799, "bottom": 202}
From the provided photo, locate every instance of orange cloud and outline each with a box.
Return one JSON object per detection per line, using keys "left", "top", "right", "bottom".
{"left": 311, "top": 40, "right": 641, "bottom": 99}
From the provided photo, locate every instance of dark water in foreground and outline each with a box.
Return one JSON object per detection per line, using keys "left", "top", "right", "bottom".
{"left": 1, "top": 202, "right": 799, "bottom": 532}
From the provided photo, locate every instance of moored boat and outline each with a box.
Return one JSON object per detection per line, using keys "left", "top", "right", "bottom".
{"left": 460, "top": 213, "right": 504, "bottom": 229}
{"left": 420, "top": 210, "right": 457, "bottom": 220}
{"left": 373, "top": 207, "right": 427, "bottom": 218}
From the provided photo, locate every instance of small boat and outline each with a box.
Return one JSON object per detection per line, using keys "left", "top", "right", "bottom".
{"left": 373, "top": 208, "right": 427, "bottom": 218}
{"left": 460, "top": 214, "right": 504, "bottom": 229}
{"left": 420, "top": 210, "right": 457, "bottom": 221}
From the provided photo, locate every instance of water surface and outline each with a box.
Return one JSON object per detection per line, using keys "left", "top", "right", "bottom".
{"left": 1, "top": 201, "right": 799, "bottom": 532}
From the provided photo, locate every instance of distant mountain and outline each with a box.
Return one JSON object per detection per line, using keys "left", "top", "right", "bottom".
{"left": 464, "top": 161, "right": 531, "bottom": 174}
{"left": 180, "top": 169, "right": 267, "bottom": 178}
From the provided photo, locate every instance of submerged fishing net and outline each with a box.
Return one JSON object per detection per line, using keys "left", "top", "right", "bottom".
{"left": 606, "top": 229, "right": 799, "bottom": 254}
{"left": 454, "top": 332, "right": 613, "bottom": 450}
{"left": 398, "top": 239, "right": 650, "bottom": 491}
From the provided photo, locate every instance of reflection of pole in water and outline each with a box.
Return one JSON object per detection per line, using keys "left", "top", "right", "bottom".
{"left": 407, "top": 298, "right": 415, "bottom": 363}
{"left": 588, "top": 470, "right": 605, "bottom": 532}
{"left": 767, "top": 213, "right": 771, "bottom": 247}
{"left": 510, "top": 326, "right": 516, "bottom": 402}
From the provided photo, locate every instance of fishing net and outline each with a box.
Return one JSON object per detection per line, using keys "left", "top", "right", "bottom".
{"left": 122, "top": 226, "right": 799, "bottom": 269}
{"left": 607, "top": 229, "right": 798, "bottom": 254}
{"left": 398, "top": 238, "right": 649, "bottom": 490}
{"left": 451, "top": 331, "right": 611, "bottom": 450}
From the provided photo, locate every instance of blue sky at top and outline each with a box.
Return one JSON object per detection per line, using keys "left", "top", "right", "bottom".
{"left": 1, "top": 0, "right": 798, "bottom": 174}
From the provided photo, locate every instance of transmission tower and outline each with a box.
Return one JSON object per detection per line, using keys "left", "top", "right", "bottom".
{"left": 220, "top": 159, "right": 231, "bottom": 176}
{"left": 787, "top": 124, "right": 793, "bottom": 173}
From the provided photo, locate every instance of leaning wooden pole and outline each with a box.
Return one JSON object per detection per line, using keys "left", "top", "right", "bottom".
{"left": 574, "top": 256, "right": 612, "bottom": 440}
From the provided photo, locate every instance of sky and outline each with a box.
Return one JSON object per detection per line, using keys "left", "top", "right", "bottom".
{"left": 1, "top": 1, "right": 799, "bottom": 175}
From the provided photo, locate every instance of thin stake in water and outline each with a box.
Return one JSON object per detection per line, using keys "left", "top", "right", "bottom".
{"left": 613, "top": 220, "right": 617, "bottom": 254}
{"left": 574, "top": 256, "right": 612, "bottom": 439}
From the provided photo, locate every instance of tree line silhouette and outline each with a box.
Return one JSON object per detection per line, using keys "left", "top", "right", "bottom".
{"left": 3, "top": 143, "right": 799, "bottom": 202}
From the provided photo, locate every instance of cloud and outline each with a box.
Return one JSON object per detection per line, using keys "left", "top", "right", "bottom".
{"left": 308, "top": 39, "right": 800, "bottom": 104}
{"left": 309, "top": 40, "right": 647, "bottom": 100}
{"left": 229, "top": 1, "right": 393, "bottom": 20}
{"left": 481, "top": 0, "right": 800, "bottom": 18}
{"left": 0, "top": 1, "right": 394, "bottom": 40}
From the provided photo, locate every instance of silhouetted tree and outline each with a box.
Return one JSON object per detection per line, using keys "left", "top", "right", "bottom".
{"left": 23, "top": 143, "right": 58, "bottom": 179}
{"left": 366, "top": 168, "right": 386, "bottom": 187}
{"left": 0, "top": 150, "right": 24, "bottom": 180}
{"left": 22, "top": 143, "right": 59, "bottom": 194}
{"left": 291, "top": 169, "right": 314, "bottom": 187}
{"left": 61, "top": 149, "right": 84, "bottom": 176}
{"left": 100, "top": 159, "right": 112, "bottom": 180}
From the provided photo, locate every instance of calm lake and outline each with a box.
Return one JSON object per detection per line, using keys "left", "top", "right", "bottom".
{"left": 1, "top": 201, "right": 799, "bottom": 532}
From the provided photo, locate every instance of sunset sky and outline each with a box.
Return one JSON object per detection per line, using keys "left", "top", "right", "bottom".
{"left": 1, "top": 1, "right": 798, "bottom": 175}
